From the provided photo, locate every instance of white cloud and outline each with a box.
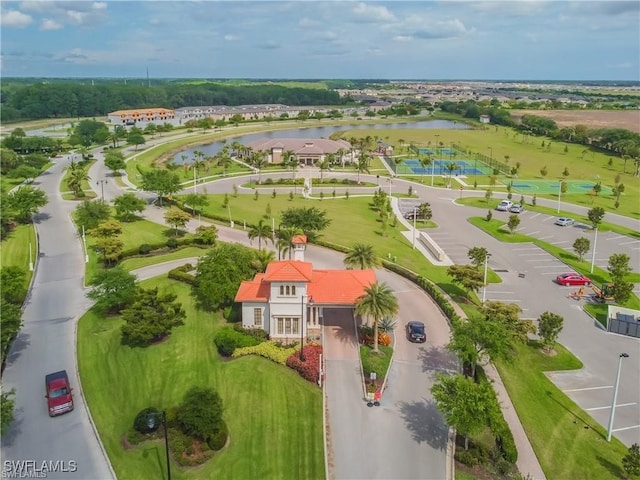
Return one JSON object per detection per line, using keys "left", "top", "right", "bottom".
{"left": 41, "top": 18, "right": 63, "bottom": 31}
{"left": 224, "top": 34, "right": 239, "bottom": 41}
{"left": 1, "top": 9, "right": 32, "bottom": 28}
{"left": 93, "top": 2, "right": 107, "bottom": 10}
{"left": 352, "top": 2, "right": 396, "bottom": 23}
{"left": 66, "top": 10, "right": 87, "bottom": 25}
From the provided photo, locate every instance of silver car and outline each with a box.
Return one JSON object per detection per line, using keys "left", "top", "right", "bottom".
{"left": 555, "top": 217, "right": 575, "bottom": 226}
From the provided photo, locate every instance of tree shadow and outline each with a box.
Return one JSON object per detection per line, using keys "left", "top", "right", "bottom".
{"left": 32, "top": 212, "right": 51, "bottom": 223}
{"left": 417, "top": 345, "right": 459, "bottom": 377}
{"left": 596, "top": 454, "right": 625, "bottom": 479}
{"left": 398, "top": 398, "right": 448, "bottom": 451}
{"left": 4, "top": 331, "right": 31, "bottom": 369}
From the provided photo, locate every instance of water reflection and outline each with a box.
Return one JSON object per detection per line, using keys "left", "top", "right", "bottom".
{"left": 172, "top": 119, "right": 468, "bottom": 163}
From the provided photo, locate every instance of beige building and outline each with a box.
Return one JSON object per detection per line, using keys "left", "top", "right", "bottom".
{"left": 246, "top": 138, "right": 353, "bottom": 166}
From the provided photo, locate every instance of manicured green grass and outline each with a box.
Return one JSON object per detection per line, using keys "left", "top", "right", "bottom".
{"left": 85, "top": 218, "right": 187, "bottom": 283}
{"left": 78, "top": 277, "right": 324, "bottom": 480}
{"left": 455, "top": 470, "right": 478, "bottom": 480}
{"left": 495, "top": 341, "right": 629, "bottom": 480}
{"left": 60, "top": 159, "right": 98, "bottom": 200}
{"left": 360, "top": 345, "right": 393, "bottom": 381}
{"left": 118, "top": 247, "right": 209, "bottom": 273}
{"left": 0, "top": 224, "right": 36, "bottom": 288}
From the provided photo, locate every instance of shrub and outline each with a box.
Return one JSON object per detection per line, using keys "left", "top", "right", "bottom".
{"left": 329, "top": 178, "right": 338, "bottom": 184}
{"left": 126, "top": 429, "right": 145, "bottom": 445}
{"left": 166, "top": 238, "right": 178, "bottom": 249}
{"left": 133, "top": 407, "right": 161, "bottom": 434}
{"left": 208, "top": 420, "right": 229, "bottom": 451}
{"left": 264, "top": 178, "right": 274, "bottom": 185}
{"left": 138, "top": 244, "right": 152, "bottom": 255}
{"left": 455, "top": 449, "right": 479, "bottom": 467}
{"left": 286, "top": 344, "right": 322, "bottom": 384}
{"left": 213, "top": 326, "right": 261, "bottom": 356}
{"left": 233, "top": 341, "right": 297, "bottom": 364}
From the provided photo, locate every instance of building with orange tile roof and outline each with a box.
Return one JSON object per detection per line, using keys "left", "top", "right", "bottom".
{"left": 235, "top": 260, "right": 376, "bottom": 343}
{"left": 108, "top": 108, "right": 175, "bottom": 126}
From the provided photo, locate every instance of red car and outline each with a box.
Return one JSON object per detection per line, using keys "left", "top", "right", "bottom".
{"left": 556, "top": 273, "right": 591, "bottom": 286}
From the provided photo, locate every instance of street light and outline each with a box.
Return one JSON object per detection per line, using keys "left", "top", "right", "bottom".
{"left": 146, "top": 410, "right": 171, "bottom": 480}
{"left": 606, "top": 353, "right": 629, "bottom": 442}
{"left": 412, "top": 206, "right": 417, "bottom": 249}
{"left": 488, "top": 147, "right": 493, "bottom": 170}
{"left": 299, "top": 295, "right": 314, "bottom": 361}
{"left": 556, "top": 180, "right": 563, "bottom": 213}
{"left": 482, "top": 252, "right": 492, "bottom": 303}
{"left": 590, "top": 226, "right": 599, "bottom": 274}
{"left": 96, "top": 179, "right": 108, "bottom": 201}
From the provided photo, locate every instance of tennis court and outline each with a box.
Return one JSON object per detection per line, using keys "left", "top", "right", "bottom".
{"left": 510, "top": 179, "right": 612, "bottom": 195}
{"left": 398, "top": 158, "right": 492, "bottom": 176}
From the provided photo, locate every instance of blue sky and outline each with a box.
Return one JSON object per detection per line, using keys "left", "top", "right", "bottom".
{"left": 1, "top": 1, "right": 639, "bottom": 80}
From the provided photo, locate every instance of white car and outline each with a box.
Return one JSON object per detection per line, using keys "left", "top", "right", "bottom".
{"left": 555, "top": 217, "right": 575, "bottom": 226}
{"left": 509, "top": 204, "right": 524, "bottom": 214}
{"left": 496, "top": 200, "right": 513, "bottom": 211}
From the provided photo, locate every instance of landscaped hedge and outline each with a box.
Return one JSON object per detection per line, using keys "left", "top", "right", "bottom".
{"left": 232, "top": 341, "right": 298, "bottom": 365}
{"left": 286, "top": 344, "right": 323, "bottom": 385}
{"left": 213, "top": 326, "right": 262, "bottom": 356}
{"left": 168, "top": 263, "right": 197, "bottom": 285}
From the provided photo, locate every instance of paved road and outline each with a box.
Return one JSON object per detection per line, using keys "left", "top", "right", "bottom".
{"left": 1, "top": 157, "right": 114, "bottom": 480}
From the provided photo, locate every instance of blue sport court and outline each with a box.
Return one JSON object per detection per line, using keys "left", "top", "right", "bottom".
{"left": 399, "top": 158, "right": 488, "bottom": 175}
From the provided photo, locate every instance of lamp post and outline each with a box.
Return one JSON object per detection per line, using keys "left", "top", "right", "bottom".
{"left": 606, "top": 353, "right": 629, "bottom": 442}
{"left": 590, "top": 226, "right": 598, "bottom": 274}
{"left": 556, "top": 180, "right": 563, "bottom": 213}
{"left": 299, "top": 295, "right": 314, "bottom": 361}
{"left": 193, "top": 164, "right": 197, "bottom": 194}
{"left": 412, "top": 206, "right": 417, "bottom": 249}
{"left": 387, "top": 177, "right": 392, "bottom": 197}
{"left": 96, "top": 179, "right": 107, "bottom": 201}
{"left": 29, "top": 241, "right": 34, "bottom": 271}
{"left": 482, "top": 252, "right": 492, "bottom": 303}
{"left": 146, "top": 410, "right": 171, "bottom": 480}
{"left": 81, "top": 225, "right": 89, "bottom": 263}
{"left": 488, "top": 147, "right": 493, "bottom": 171}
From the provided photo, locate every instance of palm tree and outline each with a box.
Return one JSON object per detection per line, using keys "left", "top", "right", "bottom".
{"left": 355, "top": 282, "right": 399, "bottom": 353}
{"left": 419, "top": 154, "right": 432, "bottom": 183}
{"left": 444, "top": 161, "right": 458, "bottom": 188}
{"left": 67, "top": 162, "right": 90, "bottom": 198}
{"left": 282, "top": 150, "right": 298, "bottom": 191}
{"left": 277, "top": 226, "right": 303, "bottom": 260}
{"left": 252, "top": 248, "right": 275, "bottom": 272}
{"left": 248, "top": 219, "right": 273, "bottom": 250}
{"left": 344, "top": 243, "right": 380, "bottom": 270}
{"left": 216, "top": 150, "right": 233, "bottom": 176}
{"left": 251, "top": 151, "right": 269, "bottom": 184}
{"left": 318, "top": 158, "right": 331, "bottom": 182}
{"left": 356, "top": 154, "right": 370, "bottom": 184}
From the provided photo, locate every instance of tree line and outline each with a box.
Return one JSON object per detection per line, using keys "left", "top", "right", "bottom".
{"left": 0, "top": 82, "right": 349, "bottom": 122}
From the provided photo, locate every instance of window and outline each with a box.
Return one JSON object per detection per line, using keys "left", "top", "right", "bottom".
{"left": 285, "top": 318, "right": 292, "bottom": 335}
{"left": 277, "top": 318, "right": 284, "bottom": 334}
{"left": 278, "top": 285, "right": 296, "bottom": 296}
{"left": 253, "top": 308, "right": 262, "bottom": 327}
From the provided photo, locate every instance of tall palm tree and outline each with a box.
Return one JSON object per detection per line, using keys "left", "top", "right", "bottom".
{"left": 344, "top": 243, "right": 380, "bottom": 270}
{"left": 67, "top": 162, "right": 90, "bottom": 198}
{"left": 248, "top": 219, "right": 273, "bottom": 250}
{"left": 318, "top": 158, "right": 331, "bottom": 182}
{"left": 277, "top": 226, "right": 303, "bottom": 260}
{"left": 252, "top": 248, "right": 275, "bottom": 272}
{"left": 444, "top": 161, "right": 458, "bottom": 188}
{"left": 355, "top": 282, "right": 399, "bottom": 353}
{"left": 216, "top": 150, "right": 233, "bottom": 176}
{"left": 418, "top": 155, "right": 432, "bottom": 183}
{"left": 251, "top": 151, "right": 269, "bottom": 184}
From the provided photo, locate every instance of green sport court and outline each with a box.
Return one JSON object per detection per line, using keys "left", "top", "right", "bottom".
{"left": 508, "top": 179, "right": 612, "bottom": 195}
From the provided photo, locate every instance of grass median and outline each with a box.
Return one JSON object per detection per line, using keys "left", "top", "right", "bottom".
{"left": 0, "top": 223, "right": 37, "bottom": 288}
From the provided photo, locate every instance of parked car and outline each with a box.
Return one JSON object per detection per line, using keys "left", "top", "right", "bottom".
{"left": 404, "top": 211, "right": 417, "bottom": 220}
{"left": 556, "top": 273, "right": 591, "bottom": 286}
{"left": 406, "top": 321, "right": 426, "bottom": 343}
{"left": 555, "top": 217, "right": 575, "bottom": 226}
{"left": 45, "top": 370, "right": 74, "bottom": 416}
{"left": 509, "top": 204, "right": 524, "bottom": 214}
{"left": 496, "top": 200, "right": 513, "bottom": 211}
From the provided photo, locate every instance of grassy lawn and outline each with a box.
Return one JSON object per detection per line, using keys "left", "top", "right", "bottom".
{"left": 360, "top": 345, "right": 393, "bottom": 381}
{"left": 85, "top": 218, "right": 187, "bottom": 283}
{"left": 78, "top": 277, "right": 324, "bottom": 480}
{"left": 0, "top": 224, "right": 37, "bottom": 288}
{"left": 495, "top": 341, "right": 629, "bottom": 480}
{"left": 118, "top": 247, "right": 209, "bottom": 273}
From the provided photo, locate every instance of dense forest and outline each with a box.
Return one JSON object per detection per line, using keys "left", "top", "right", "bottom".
{"left": 0, "top": 81, "right": 350, "bottom": 122}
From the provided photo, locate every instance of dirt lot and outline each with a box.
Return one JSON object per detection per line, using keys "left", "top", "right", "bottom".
{"left": 510, "top": 109, "right": 640, "bottom": 133}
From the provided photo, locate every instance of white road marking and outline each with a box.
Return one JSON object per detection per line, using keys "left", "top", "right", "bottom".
{"left": 485, "top": 298, "right": 522, "bottom": 302}
{"left": 513, "top": 247, "right": 539, "bottom": 251}
{"left": 529, "top": 213, "right": 542, "bottom": 219}
{"left": 538, "top": 235, "right": 554, "bottom": 240}
{"left": 563, "top": 385, "right": 612, "bottom": 392}
{"left": 551, "top": 240, "right": 571, "bottom": 245}
{"left": 486, "top": 291, "right": 515, "bottom": 294}
{"left": 519, "top": 253, "right": 550, "bottom": 256}
{"left": 525, "top": 231, "right": 540, "bottom": 235}
{"left": 586, "top": 402, "right": 636, "bottom": 412}
{"left": 605, "top": 235, "right": 626, "bottom": 241}
{"left": 613, "top": 425, "right": 640, "bottom": 433}
{"left": 534, "top": 265, "right": 568, "bottom": 269}
{"left": 619, "top": 240, "right": 640, "bottom": 246}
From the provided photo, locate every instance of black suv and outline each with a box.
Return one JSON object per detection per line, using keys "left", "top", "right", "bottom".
{"left": 407, "top": 321, "right": 426, "bottom": 343}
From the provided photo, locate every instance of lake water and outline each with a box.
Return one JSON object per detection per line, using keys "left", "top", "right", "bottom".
{"left": 171, "top": 119, "right": 469, "bottom": 163}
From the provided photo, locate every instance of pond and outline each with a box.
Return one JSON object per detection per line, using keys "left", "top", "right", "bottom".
{"left": 171, "top": 119, "right": 469, "bottom": 163}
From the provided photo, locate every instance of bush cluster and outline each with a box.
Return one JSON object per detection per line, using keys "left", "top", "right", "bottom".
{"left": 213, "top": 326, "right": 262, "bottom": 356}
{"left": 168, "top": 263, "right": 197, "bottom": 285}
{"left": 286, "top": 344, "right": 323, "bottom": 384}
{"left": 168, "top": 427, "right": 215, "bottom": 467}
{"left": 133, "top": 407, "right": 162, "bottom": 434}
{"left": 358, "top": 325, "right": 392, "bottom": 347}
{"left": 233, "top": 341, "right": 298, "bottom": 365}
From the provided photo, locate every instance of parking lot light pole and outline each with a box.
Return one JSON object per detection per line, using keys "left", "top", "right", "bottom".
{"left": 606, "top": 353, "right": 629, "bottom": 442}
{"left": 557, "top": 180, "right": 563, "bottom": 213}
{"left": 96, "top": 179, "right": 107, "bottom": 201}
{"left": 482, "top": 253, "right": 492, "bottom": 303}
{"left": 412, "top": 206, "right": 417, "bottom": 249}
{"left": 590, "top": 226, "right": 599, "bottom": 274}
{"left": 146, "top": 411, "right": 171, "bottom": 480}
